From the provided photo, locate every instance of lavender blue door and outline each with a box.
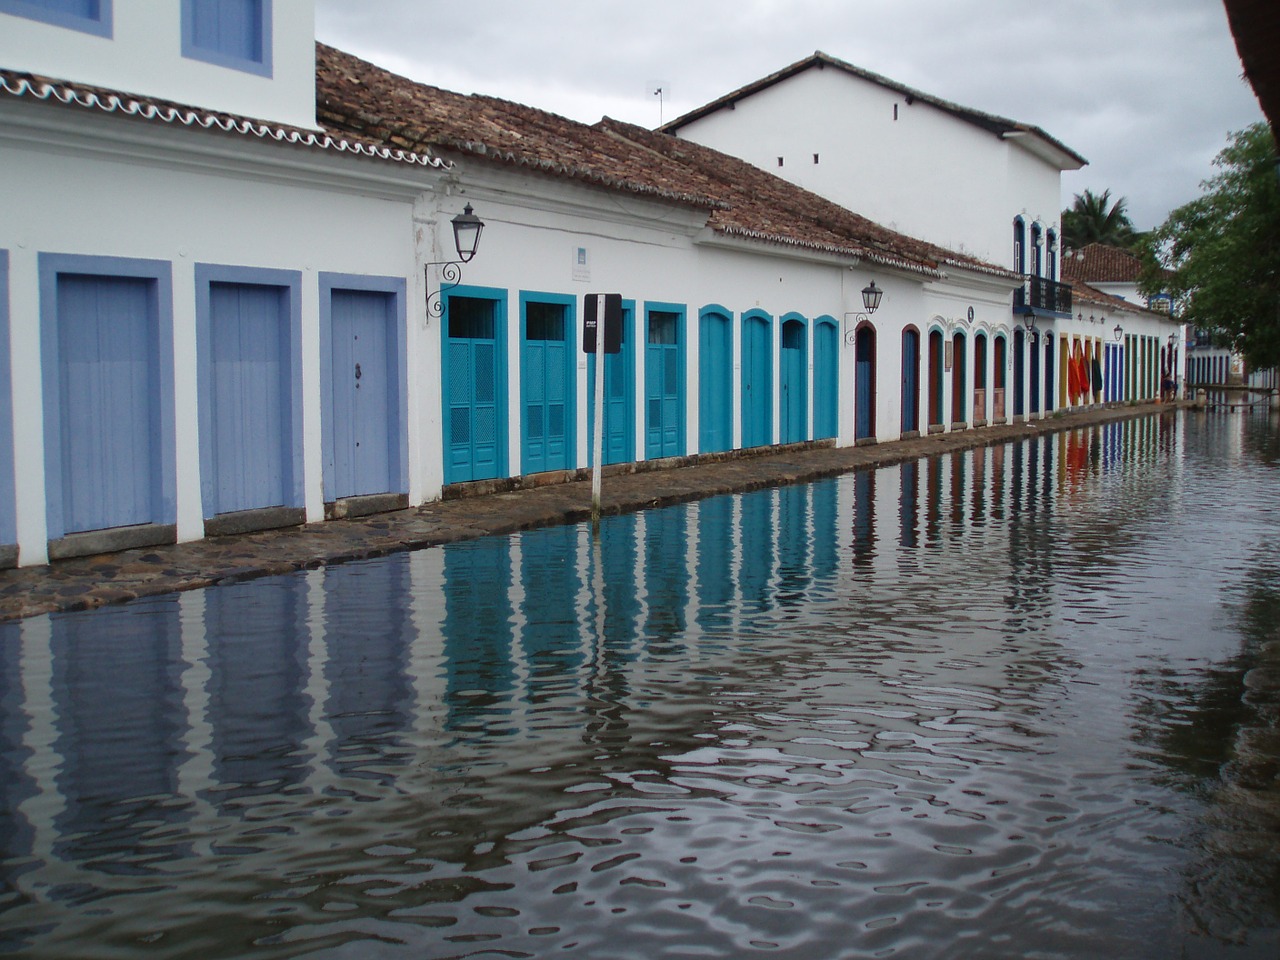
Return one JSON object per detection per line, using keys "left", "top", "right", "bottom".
{"left": 0, "top": 250, "right": 11, "bottom": 550}
{"left": 206, "top": 281, "right": 292, "bottom": 515}
{"left": 329, "top": 289, "right": 399, "bottom": 499}
{"left": 741, "top": 311, "right": 772, "bottom": 448}
{"left": 51, "top": 274, "right": 160, "bottom": 534}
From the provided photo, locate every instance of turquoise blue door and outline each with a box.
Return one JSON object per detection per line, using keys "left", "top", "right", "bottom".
{"left": 445, "top": 294, "right": 503, "bottom": 483}
{"left": 51, "top": 275, "right": 159, "bottom": 535}
{"left": 1015, "top": 330, "right": 1027, "bottom": 416}
{"left": 646, "top": 307, "right": 684, "bottom": 459}
{"left": 813, "top": 319, "right": 838, "bottom": 440}
{"left": 699, "top": 309, "right": 732, "bottom": 452}
{"left": 522, "top": 297, "right": 573, "bottom": 474}
{"left": 741, "top": 311, "right": 772, "bottom": 448}
{"left": 780, "top": 317, "right": 807, "bottom": 444}
{"left": 329, "top": 289, "right": 399, "bottom": 499}
{"left": 855, "top": 326, "right": 876, "bottom": 440}
{"left": 901, "top": 328, "right": 919, "bottom": 434}
{"left": 587, "top": 305, "right": 635, "bottom": 466}
{"left": 207, "top": 282, "right": 292, "bottom": 515}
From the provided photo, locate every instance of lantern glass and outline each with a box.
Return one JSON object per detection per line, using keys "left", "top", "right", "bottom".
{"left": 451, "top": 204, "right": 485, "bottom": 263}
{"left": 861, "top": 281, "right": 883, "bottom": 314}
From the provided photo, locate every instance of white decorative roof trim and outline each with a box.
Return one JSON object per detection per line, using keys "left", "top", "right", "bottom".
{"left": 716, "top": 225, "right": 943, "bottom": 279}
{"left": 939, "top": 256, "right": 1021, "bottom": 281}
{"left": 0, "top": 74, "right": 449, "bottom": 168}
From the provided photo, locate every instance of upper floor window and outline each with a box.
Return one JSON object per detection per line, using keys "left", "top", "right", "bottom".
{"left": 1030, "top": 223, "right": 1043, "bottom": 277}
{"left": 0, "top": 0, "right": 112, "bottom": 37}
{"left": 1046, "top": 230, "right": 1058, "bottom": 282}
{"left": 1013, "top": 217, "right": 1026, "bottom": 274}
{"left": 181, "top": 0, "right": 272, "bottom": 77}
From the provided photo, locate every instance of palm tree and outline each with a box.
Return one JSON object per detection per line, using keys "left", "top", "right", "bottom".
{"left": 1061, "top": 188, "right": 1138, "bottom": 249}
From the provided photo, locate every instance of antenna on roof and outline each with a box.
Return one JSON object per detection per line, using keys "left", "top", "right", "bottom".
{"left": 646, "top": 80, "right": 670, "bottom": 126}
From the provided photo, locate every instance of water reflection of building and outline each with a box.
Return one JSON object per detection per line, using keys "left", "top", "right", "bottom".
{"left": 0, "top": 416, "right": 1189, "bottom": 951}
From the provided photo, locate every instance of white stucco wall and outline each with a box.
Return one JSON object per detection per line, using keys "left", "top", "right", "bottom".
{"left": 1, "top": 84, "right": 1153, "bottom": 571}
{"left": 0, "top": 0, "right": 318, "bottom": 129}
{"left": 1, "top": 97, "right": 432, "bottom": 564}
{"left": 672, "top": 66, "right": 1068, "bottom": 270}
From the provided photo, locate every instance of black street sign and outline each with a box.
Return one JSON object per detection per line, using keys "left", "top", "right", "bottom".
{"left": 583, "top": 293, "right": 623, "bottom": 354}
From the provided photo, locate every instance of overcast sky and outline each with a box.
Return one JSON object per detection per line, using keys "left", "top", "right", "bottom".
{"left": 314, "top": 0, "right": 1264, "bottom": 232}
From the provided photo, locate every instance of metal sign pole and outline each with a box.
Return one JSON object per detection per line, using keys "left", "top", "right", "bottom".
{"left": 584, "top": 293, "right": 621, "bottom": 536}
{"left": 591, "top": 321, "right": 605, "bottom": 534}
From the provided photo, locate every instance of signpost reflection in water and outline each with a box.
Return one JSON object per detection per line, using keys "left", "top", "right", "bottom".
{"left": 1, "top": 411, "right": 1279, "bottom": 958}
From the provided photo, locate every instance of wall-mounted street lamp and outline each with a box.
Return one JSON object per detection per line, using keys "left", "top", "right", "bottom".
{"left": 862, "top": 281, "right": 883, "bottom": 314}
{"left": 845, "top": 280, "right": 883, "bottom": 344}
{"left": 1022, "top": 312, "right": 1038, "bottom": 342}
{"left": 425, "top": 203, "right": 486, "bottom": 318}
{"left": 1113, "top": 323, "right": 1124, "bottom": 341}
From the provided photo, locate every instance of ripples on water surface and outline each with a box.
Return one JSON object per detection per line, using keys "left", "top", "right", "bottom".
{"left": 2, "top": 411, "right": 1280, "bottom": 959}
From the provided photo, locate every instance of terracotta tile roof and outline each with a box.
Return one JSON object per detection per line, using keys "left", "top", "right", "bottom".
{"left": 315, "top": 43, "right": 725, "bottom": 211}
{"left": 1061, "top": 243, "right": 1144, "bottom": 284}
{"left": 1, "top": 42, "right": 1015, "bottom": 285}
{"left": 316, "top": 44, "right": 1016, "bottom": 281}
{"left": 661, "top": 51, "right": 1087, "bottom": 170}
{"left": 0, "top": 68, "right": 444, "bottom": 168}
{"left": 1069, "top": 278, "right": 1167, "bottom": 320}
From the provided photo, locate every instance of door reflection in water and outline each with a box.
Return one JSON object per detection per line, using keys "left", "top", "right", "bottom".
{"left": 2, "top": 412, "right": 1279, "bottom": 959}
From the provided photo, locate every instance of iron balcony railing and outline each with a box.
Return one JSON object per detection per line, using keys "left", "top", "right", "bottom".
{"left": 1014, "top": 276, "right": 1072, "bottom": 316}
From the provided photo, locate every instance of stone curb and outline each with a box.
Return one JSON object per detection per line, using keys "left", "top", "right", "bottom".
{"left": 0, "top": 402, "right": 1181, "bottom": 623}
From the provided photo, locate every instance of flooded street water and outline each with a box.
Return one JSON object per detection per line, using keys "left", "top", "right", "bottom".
{"left": 2, "top": 410, "right": 1279, "bottom": 959}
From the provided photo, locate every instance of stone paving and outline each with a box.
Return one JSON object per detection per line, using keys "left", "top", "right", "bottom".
{"left": 0, "top": 402, "right": 1179, "bottom": 622}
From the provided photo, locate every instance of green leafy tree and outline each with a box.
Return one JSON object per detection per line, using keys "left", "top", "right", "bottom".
{"left": 1141, "top": 123, "right": 1280, "bottom": 369}
{"left": 1061, "top": 188, "right": 1138, "bottom": 249}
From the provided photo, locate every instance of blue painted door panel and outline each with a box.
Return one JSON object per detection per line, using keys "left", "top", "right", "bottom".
{"left": 330, "top": 290, "right": 397, "bottom": 499}
{"left": 55, "top": 275, "right": 157, "bottom": 533}
{"left": 1014, "top": 331, "right": 1026, "bottom": 416}
{"left": 446, "top": 297, "right": 500, "bottom": 483}
{"left": 855, "top": 328, "right": 874, "bottom": 440}
{"left": 1030, "top": 339, "right": 1041, "bottom": 413}
{"left": 522, "top": 301, "right": 571, "bottom": 474}
{"left": 813, "top": 321, "right": 838, "bottom": 440}
{"left": 645, "top": 310, "right": 683, "bottom": 460}
{"left": 1043, "top": 341, "right": 1055, "bottom": 412}
{"left": 208, "top": 281, "right": 289, "bottom": 515}
{"left": 901, "top": 329, "right": 919, "bottom": 434}
{"left": 780, "top": 319, "right": 806, "bottom": 444}
{"left": 699, "top": 312, "right": 732, "bottom": 453}
{"left": 587, "top": 307, "right": 634, "bottom": 466}
{"left": 741, "top": 315, "right": 772, "bottom": 448}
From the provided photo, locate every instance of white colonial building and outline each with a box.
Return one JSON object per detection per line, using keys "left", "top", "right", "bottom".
{"left": 662, "top": 51, "right": 1180, "bottom": 436}
{"left": 0, "top": 2, "right": 1179, "bottom": 570}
